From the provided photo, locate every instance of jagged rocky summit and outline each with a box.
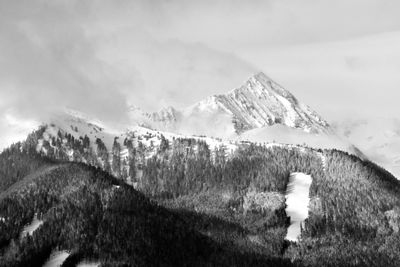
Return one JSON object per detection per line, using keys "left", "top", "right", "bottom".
{"left": 142, "top": 72, "right": 330, "bottom": 136}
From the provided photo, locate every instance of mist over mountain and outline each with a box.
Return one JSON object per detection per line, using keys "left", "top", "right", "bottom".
{"left": 0, "top": 70, "right": 383, "bottom": 173}
{"left": 333, "top": 118, "right": 400, "bottom": 178}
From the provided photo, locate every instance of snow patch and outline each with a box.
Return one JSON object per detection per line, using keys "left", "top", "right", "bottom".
{"left": 76, "top": 261, "right": 100, "bottom": 267}
{"left": 285, "top": 172, "right": 312, "bottom": 242}
{"left": 42, "top": 250, "right": 70, "bottom": 267}
{"left": 275, "top": 94, "right": 296, "bottom": 128}
{"left": 20, "top": 213, "right": 43, "bottom": 239}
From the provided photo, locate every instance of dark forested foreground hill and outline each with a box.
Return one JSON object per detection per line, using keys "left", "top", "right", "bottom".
{"left": 2, "top": 129, "right": 400, "bottom": 266}
{"left": 0, "top": 144, "right": 291, "bottom": 267}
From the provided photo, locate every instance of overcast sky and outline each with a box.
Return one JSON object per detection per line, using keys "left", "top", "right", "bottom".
{"left": 1, "top": 0, "right": 400, "bottom": 147}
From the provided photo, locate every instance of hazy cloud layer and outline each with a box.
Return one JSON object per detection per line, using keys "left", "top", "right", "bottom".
{"left": 0, "top": 0, "right": 128, "bottom": 121}
{"left": 241, "top": 32, "right": 400, "bottom": 120}
{"left": 0, "top": 0, "right": 257, "bottom": 117}
{"left": 0, "top": 0, "right": 400, "bottom": 148}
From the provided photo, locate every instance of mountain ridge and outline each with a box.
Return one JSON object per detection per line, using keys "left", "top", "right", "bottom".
{"left": 142, "top": 72, "right": 330, "bottom": 136}
{"left": 2, "top": 125, "right": 400, "bottom": 266}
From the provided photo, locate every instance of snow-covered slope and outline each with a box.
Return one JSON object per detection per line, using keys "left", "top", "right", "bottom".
{"left": 129, "top": 72, "right": 368, "bottom": 158}
{"left": 238, "top": 124, "right": 355, "bottom": 153}
{"left": 285, "top": 172, "right": 312, "bottom": 242}
{"left": 42, "top": 250, "right": 70, "bottom": 267}
{"left": 2, "top": 71, "right": 366, "bottom": 176}
{"left": 6, "top": 71, "right": 372, "bottom": 179}
{"left": 44, "top": 108, "right": 237, "bottom": 154}
{"left": 185, "top": 72, "right": 329, "bottom": 133}
{"left": 139, "top": 72, "right": 330, "bottom": 137}
{"left": 36, "top": 108, "right": 238, "bottom": 183}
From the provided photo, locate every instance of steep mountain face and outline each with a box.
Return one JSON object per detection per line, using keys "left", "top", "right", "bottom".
{"left": 184, "top": 72, "right": 329, "bottom": 134}
{"left": 142, "top": 72, "right": 330, "bottom": 137}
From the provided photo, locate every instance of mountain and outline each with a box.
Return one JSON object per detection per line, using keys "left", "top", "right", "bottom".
{"left": 125, "top": 72, "right": 360, "bottom": 160}
{"left": 0, "top": 72, "right": 353, "bottom": 160}
{"left": 138, "top": 72, "right": 330, "bottom": 137}
{"left": 1, "top": 80, "right": 400, "bottom": 265}
{"left": 2, "top": 68, "right": 400, "bottom": 266}
{"left": 0, "top": 145, "right": 291, "bottom": 266}
{"left": 3, "top": 125, "right": 400, "bottom": 266}
{"left": 24, "top": 72, "right": 361, "bottom": 179}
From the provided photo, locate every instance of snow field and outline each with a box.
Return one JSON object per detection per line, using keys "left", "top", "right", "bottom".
{"left": 42, "top": 250, "right": 70, "bottom": 267}
{"left": 20, "top": 213, "right": 43, "bottom": 239}
{"left": 285, "top": 172, "right": 312, "bottom": 241}
{"left": 76, "top": 261, "right": 100, "bottom": 267}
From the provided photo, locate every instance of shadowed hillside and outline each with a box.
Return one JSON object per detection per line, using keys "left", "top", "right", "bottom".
{"left": 0, "top": 144, "right": 292, "bottom": 267}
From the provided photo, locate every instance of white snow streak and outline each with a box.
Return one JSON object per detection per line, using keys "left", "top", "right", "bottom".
{"left": 274, "top": 94, "right": 296, "bottom": 128}
{"left": 20, "top": 213, "right": 43, "bottom": 239}
{"left": 42, "top": 250, "right": 70, "bottom": 267}
{"left": 285, "top": 172, "right": 312, "bottom": 242}
{"left": 76, "top": 261, "right": 100, "bottom": 267}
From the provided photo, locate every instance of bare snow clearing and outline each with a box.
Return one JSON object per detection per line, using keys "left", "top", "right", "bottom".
{"left": 42, "top": 250, "right": 70, "bottom": 267}
{"left": 76, "top": 261, "right": 100, "bottom": 267}
{"left": 20, "top": 213, "right": 43, "bottom": 239}
{"left": 285, "top": 172, "right": 312, "bottom": 242}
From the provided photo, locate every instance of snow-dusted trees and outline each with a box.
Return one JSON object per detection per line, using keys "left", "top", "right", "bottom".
{"left": 112, "top": 137, "right": 121, "bottom": 178}
{"left": 96, "top": 138, "right": 110, "bottom": 173}
{"left": 159, "top": 134, "right": 169, "bottom": 152}
{"left": 125, "top": 139, "right": 137, "bottom": 183}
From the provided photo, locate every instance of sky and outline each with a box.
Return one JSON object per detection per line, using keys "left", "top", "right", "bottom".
{"left": 1, "top": 0, "right": 400, "bottom": 147}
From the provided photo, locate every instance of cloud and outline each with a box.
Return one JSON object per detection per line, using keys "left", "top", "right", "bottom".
{"left": 130, "top": 0, "right": 400, "bottom": 49}
{"left": 2, "top": 0, "right": 399, "bottom": 119}
{"left": 238, "top": 31, "right": 400, "bottom": 121}
{"left": 0, "top": 0, "right": 129, "bottom": 122}
{"left": 0, "top": 0, "right": 257, "bottom": 149}
{"left": 94, "top": 32, "right": 257, "bottom": 110}
{"left": 0, "top": 0, "right": 258, "bottom": 115}
{"left": 0, "top": 0, "right": 399, "bottom": 150}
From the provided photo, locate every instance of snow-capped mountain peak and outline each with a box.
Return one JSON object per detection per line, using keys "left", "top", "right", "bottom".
{"left": 176, "top": 72, "right": 330, "bottom": 135}
{"left": 220, "top": 71, "right": 329, "bottom": 133}
{"left": 125, "top": 72, "right": 330, "bottom": 139}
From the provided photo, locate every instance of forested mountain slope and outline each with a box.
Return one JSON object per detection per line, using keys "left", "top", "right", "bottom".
{"left": 0, "top": 143, "right": 291, "bottom": 267}
{"left": 4, "top": 126, "right": 400, "bottom": 266}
